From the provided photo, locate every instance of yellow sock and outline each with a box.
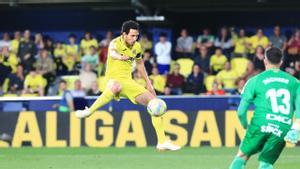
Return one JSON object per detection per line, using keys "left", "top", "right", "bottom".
{"left": 89, "top": 89, "right": 114, "bottom": 113}
{"left": 151, "top": 116, "right": 166, "bottom": 144}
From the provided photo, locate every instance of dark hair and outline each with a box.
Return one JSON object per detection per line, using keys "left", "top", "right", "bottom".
{"left": 121, "top": 20, "right": 139, "bottom": 34}
{"left": 59, "top": 79, "right": 67, "bottom": 84}
{"left": 68, "top": 33, "right": 77, "bottom": 39}
{"left": 159, "top": 32, "right": 167, "bottom": 37}
{"left": 265, "top": 47, "right": 283, "bottom": 64}
{"left": 144, "top": 49, "right": 151, "bottom": 54}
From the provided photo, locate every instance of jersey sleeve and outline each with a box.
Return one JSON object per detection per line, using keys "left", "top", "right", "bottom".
{"left": 241, "top": 77, "right": 257, "bottom": 102}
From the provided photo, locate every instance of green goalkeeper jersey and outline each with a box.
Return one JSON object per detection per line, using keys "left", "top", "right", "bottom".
{"left": 241, "top": 69, "right": 299, "bottom": 136}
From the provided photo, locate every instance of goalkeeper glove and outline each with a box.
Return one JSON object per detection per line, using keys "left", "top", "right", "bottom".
{"left": 284, "top": 123, "right": 300, "bottom": 144}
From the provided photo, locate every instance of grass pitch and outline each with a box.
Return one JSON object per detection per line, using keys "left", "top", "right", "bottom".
{"left": 1, "top": 147, "right": 299, "bottom": 169}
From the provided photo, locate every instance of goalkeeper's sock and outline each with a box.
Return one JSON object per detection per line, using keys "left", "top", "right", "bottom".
{"left": 229, "top": 156, "right": 246, "bottom": 169}
{"left": 258, "top": 161, "right": 273, "bottom": 169}
{"left": 151, "top": 116, "right": 166, "bottom": 144}
{"left": 89, "top": 89, "right": 114, "bottom": 113}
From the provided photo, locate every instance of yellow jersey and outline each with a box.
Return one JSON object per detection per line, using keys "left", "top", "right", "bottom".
{"left": 105, "top": 36, "right": 142, "bottom": 79}
{"left": 234, "top": 37, "right": 249, "bottom": 54}
{"left": 210, "top": 54, "right": 228, "bottom": 72}
{"left": 24, "top": 74, "right": 47, "bottom": 91}
{"left": 248, "top": 35, "right": 269, "bottom": 53}
{"left": 149, "top": 74, "right": 166, "bottom": 93}
{"left": 11, "top": 39, "right": 19, "bottom": 54}
{"left": 54, "top": 46, "right": 66, "bottom": 58}
{"left": 80, "top": 38, "right": 98, "bottom": 55}
{"left": 216, "top": 69, "right": 239, "bottom": 89}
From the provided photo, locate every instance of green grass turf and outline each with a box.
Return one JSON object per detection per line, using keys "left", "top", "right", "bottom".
{"left": 0, "top": 147, "right": 299, "bottom": 169}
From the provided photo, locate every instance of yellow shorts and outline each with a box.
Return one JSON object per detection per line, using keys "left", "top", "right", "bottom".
{"left": 104, "top": 77, "right": 148, "bottom": 104}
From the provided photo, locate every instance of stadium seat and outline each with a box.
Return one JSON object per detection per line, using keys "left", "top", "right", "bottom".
{"left": 176, "top": 58, "right": 194, "bottom": 77}
{"left": 204, "top": 75, "right": 216, "bottom": 91}
{"left": 61, "top": 75, "right": 79, "bottom": 90}
{"left": 230, "top": 57, "right": 249, "bottom": 77}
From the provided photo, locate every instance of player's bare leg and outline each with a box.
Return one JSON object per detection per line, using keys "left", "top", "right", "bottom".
{"left": 229, "top": 150, "right": 248, "bottom": 169}
{"left": 75, "top": 80, "right": 121, "bottom": 118}
{"left": 135, "top": 92, "right": 181, "bottom": 151}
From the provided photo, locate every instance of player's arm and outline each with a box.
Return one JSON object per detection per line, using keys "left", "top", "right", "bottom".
{"left": 136, "top": 59, "right": 156, "bottom": 96}
{"left": 285, "top": 84, "right": 300, "bottom": 144}
{"left": 237, "top": 78, "right": 256, "bottom": 129}
{"left": 108, "top": 41, "right": 131, "bottom": 61}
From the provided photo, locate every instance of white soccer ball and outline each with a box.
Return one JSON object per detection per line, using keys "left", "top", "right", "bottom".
{"left": 147, "top": 98, "right": 167, "bottom": 117}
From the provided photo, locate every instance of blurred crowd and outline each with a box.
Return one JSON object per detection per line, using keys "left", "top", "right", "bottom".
{"left": 0, "top": 25, "right": 299, "bottom": 97}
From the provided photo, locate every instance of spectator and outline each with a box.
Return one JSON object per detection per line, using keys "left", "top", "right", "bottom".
{"left": 155, "top": 33, "right": 172, "bottom": 74}
{"left": 0, "top": 46, "right": 18, "bottom": 73}
{"left": 240, "top": 61, "right": 259, "bottom": 81}
{"left": 286, "top": 29, "right": 300, "bottom": 67}
{"left": 0, "top": 32, "right": 11, "bottom": 49}
{"left": 54, "top": 41, "right": 66, "bottom": 58}
{"left": 0, "top": 53, "right": 12, "bottom": 94}
{"left": 87, "top": 81, "right": 101, "bottom": 96}
{"left": 194, "top": 46, "right": 210, "bottom": 74}
{"left": 11, "top": 31, "right": 21, "bottom": 54}
{"left": 99, "top": 31, "right": 113, "bottom": 48}
{"left": 34, "top": 33, "right": 45, "bottom": 51}
{"left": 269, "top": 25, "right": 287, "bottom": 51}
{"left": 175, "top": 28, "right": 194, "bottom": 59}
{"left": 139, "top": 33, "right": 152, "bottom": 52}
{"left": 23, "top": 68, "right": 46, "bottom": 96}
{"left": 253, "top": 45, "right": 265, "bottom": 72}
{"left": 65, "top": 34, "right": 79, "bottom": 72}
{"left": 149, "top": 67, "right": 166, "bottom": 95}
{"left": 44, "top": 37, "right": 54, "bottom": 56}
{"left": 65, "top": 34, "right": 79, "bottom": 62}
{"left": 196, "top": 28, "right": 214, "bottom": 52}
{"left": 216, "top": 61, "right": 239, "bottom": 93}
{"left": 71, "top": 79, "right": 86, "bottom": 97}
{"left": 214, "top": 27, "right": 233, "bottom": 58}
{"left": 206, "top": 82, "right": 225, "bottom": 95}
{"left": 294, "top": 59, "right": 300, "bottom": 79}
{"left": 18, "top": 30, "right": 37, "bottom": 74}
{"left": 185, "top": 64, "right": 205, "bottom": 94}
{"left": 81, "top": 45, "right": 99, "bottom": 72}
{"left": 79, "top": 63, "right": 97, "bottom": 91}
{"left": 233, "top": 28, "right": 249, "bottom": 57}
{"left": 248, "top": 28, "right": 269, "bottom": 55}
{"left": 166, "top": 63, "right": 185, "bottom": 95}
{"left": 58, "top": 80, "right": 74, "bottom": 113}
{"left": 36, "top": 49, "right": 55, "bottom": 93}
{"left": 99, "top": 31, "right": 113, "bottom": 75}
{"left": 8, "top": 65, "right": 24, "bottom": 95}
{"left": 80, "top": 31, "right": 98, "bottom": 55}
{"left": 143, "top": 50, "right": 154, "bottom": 75}
{"left": 210, "top": 48, "right": 228, "bottom": 75}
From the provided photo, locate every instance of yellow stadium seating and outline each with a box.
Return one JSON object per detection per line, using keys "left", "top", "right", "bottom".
{"left": 204, "top": 75, "right": 216, "bottom": 91}
{"left": 230, "top": 57, "right": 249, "bottom": 77}
{"left": 176, "top": 58, "right": 194, "bottom": 77}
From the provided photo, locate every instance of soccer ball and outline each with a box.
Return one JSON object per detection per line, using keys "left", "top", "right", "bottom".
{"left": 147, "top": 99, "right": 167, "bottom": 117}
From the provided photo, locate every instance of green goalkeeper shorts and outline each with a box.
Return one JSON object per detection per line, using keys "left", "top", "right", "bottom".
{"left": 240, "top": 124, "right": 286, "bottom": 164}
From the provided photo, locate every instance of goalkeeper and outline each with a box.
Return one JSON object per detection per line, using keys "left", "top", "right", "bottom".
{"left": 229, "top": 47, "right": 300, "bottom": 169}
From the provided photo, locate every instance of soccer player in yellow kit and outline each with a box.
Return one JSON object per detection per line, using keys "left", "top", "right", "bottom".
{"left": 75, "top": 20, "right": 180, "bottom": 151}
